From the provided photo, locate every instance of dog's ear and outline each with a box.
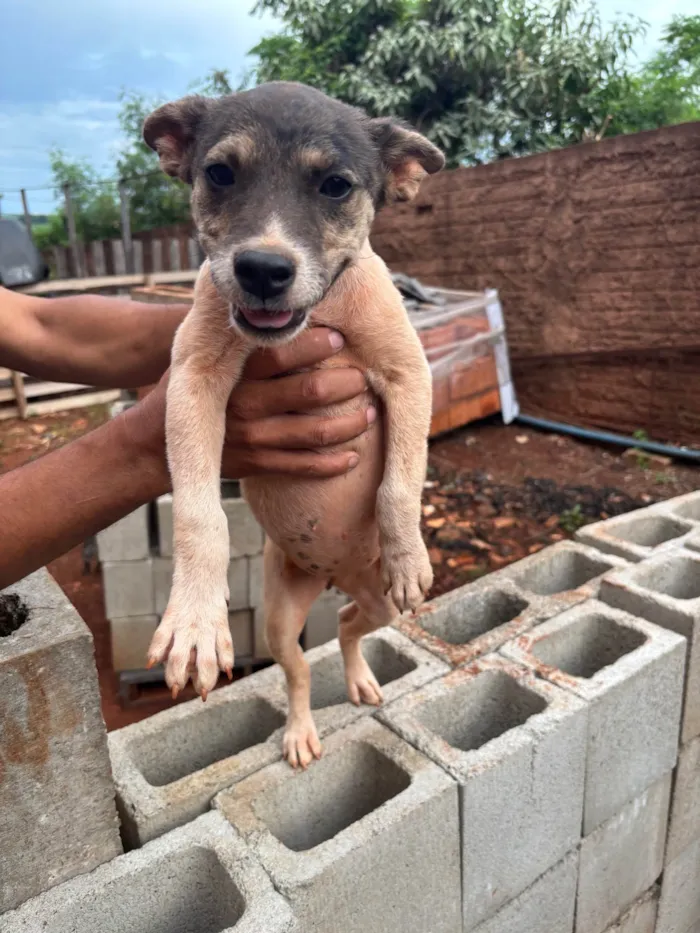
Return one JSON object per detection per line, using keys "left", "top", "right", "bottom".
{"left": 368, "top": 118, "right": 445, "bottom": 202}
{"left": 143, "top": 96, "right": 211, "bottom": 183}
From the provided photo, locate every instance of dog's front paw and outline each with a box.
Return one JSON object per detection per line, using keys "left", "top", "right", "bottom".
{"left": 382, "top": 537, "right": 433, "bottom": 613}
{"left": 147, "top": 593, "right": 233, "bottom": 700}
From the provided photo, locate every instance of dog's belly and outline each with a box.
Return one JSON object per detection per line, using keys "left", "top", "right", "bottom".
{"left": 241, "top": 374, "right": 384, "bottom": 578}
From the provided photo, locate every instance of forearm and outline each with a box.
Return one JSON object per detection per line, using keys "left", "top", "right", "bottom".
{"left": 0, "top": 411, "right": 169, "bottom": 588}
{"left": 0, "top": 287, "right": 186, "bottom": 387}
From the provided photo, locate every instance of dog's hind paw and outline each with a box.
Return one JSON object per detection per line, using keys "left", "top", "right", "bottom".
{"left": 283, "top": 715, "right": 322, "bottom": 770}
{"left": 382, "top": 538, "right": 433, "bottom": 613}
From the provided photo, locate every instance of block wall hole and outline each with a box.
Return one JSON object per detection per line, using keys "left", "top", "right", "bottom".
{"left": 309, "top": 639, "right": 417, "bottom": 709}
{"left": 414, "top": 670, "right": 547, "bottom": 752}
{"left": 531, "top": 612, "right": 646, "bottom": 679}
{"left": 419, "top": 589, "right": 529, "bottom": 645}
{"left": 515, "top": 550, "right": 613, "bottom": 596}
{"left": 255, "top": 742, "right": 411, "bottom": 852}
{"left": 131, "top": 697, "right": 284, "bottom": 787}
{"left": 0, "top": 594, "right": 29, "bottom": 638}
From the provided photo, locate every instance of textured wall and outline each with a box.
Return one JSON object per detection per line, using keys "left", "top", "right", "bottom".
{"left": 372, "top": 122, "right": 700, "bottom": 444}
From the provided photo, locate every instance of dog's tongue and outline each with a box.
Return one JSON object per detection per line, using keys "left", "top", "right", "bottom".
{"left": 240, "top": 307, "right": 293, "bottom": 329}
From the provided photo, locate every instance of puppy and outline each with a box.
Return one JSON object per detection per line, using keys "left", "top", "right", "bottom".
{"left": 144, "top": 82, "right": 444, "bottom": 768}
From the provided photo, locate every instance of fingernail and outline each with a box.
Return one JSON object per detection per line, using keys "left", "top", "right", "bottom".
{"left": 366, "top": 406, "right": 377, "bottom": 425}
{"left": 329, "top": 331, "right": 344, "bottom": 350}
{"left": 348, "top": 454, "right": 360, "bottom": 469}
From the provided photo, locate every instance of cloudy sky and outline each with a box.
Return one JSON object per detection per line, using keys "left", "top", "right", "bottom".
{"left": 0, "top": 0, "right": 695, "bottom": 215}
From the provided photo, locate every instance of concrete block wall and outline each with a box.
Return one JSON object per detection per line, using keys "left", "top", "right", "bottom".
{"left": 96, "top": 486, "right": 349, "bottom": 674}
{"left": 5, "top": 489, "right": 700, "bottom": 931}
{"left": 0, "top": 570, "right": 122, "bottom": 912}
{"left": 579, "top": 490, "right": 700, "bottom": 933}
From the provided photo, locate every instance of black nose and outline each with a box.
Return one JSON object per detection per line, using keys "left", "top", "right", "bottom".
{"left": 234, "top": 250, "right": 296, "bottom": 300}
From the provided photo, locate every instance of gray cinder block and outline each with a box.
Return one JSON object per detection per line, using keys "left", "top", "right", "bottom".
{"left": 303, "top": 585, "right": 350, "bottom": 649}
{"left": 264, "top": 628, "right": 449, "bottom": 741}
{"left": 656, "top": 835, "right": 700, "bottom": 933}
{"left": 602, "top": 888, "right": 659, "bottom": 933}
{"left": 469, "top": 851, "right": 579, "bottom": 933}
{"left": 102, "top": 559, "right": 154, "bottom": 618}
{"left": 666, "top": 733, "right": 700, "bottom": 863}
{"left": 214, "top": 717, "right": 461, "bottom": 933}
{"left": 156, "top": 492, "right": 264, "bottom": 559}
{"left": 576, "top": 496, "right": 697, "bottom": 563}
{"left": 504, "top": 539, "right": 627, "bottom": 600}
{"left": 501, "top": 599, "right": 684, "bottom": 832}
{"left": 601, "top": 550, "right": 700, "bottom": 742}
{"left": 249, "top": 553, "right": 263, "bottom": 609}
{"left": 108, "top": 664, "right": 287, "bottom": 847}
{"left": 96, "top": 505, "right": 150, "bottom": 562}
{"left": 110, "top": 615, "right": 158, "bottom": 672}
{"left": 378, "top": 656, "right": 587, "bottom": 930}
{"left": 576, "top": 774, "right": 671, "bottom": 933}
{"left": 0, "top": 570, "right": 122, "bottom": 912}
{"left": 397, "top": 541, "right": 625, "bottom": 669}
{"left": 0, "top": 811, "right": 297, "bottom": 933}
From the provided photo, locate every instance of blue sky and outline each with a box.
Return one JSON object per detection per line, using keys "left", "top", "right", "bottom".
{"left": 0, "top": 0, "right": 696, "bottom": 215}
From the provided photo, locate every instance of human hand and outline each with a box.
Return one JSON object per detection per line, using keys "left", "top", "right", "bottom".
{"left": 125, "top": 326, "right": 374, "bottom": 486}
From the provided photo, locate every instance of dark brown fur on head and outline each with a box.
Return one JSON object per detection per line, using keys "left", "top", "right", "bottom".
{"left": 144, "top": 82, "right": 444, "bottom": 341}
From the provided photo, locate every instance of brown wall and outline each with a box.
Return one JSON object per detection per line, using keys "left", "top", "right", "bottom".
{"left": 372, "top": 122, "right": 700, "bottom": 445}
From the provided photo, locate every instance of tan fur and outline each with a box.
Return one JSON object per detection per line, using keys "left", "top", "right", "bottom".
{"left": 148, "top": 245, "right": 433, "bottom": 765}
{"left": 206, "top": 131, "right": 257, "bottom": 166}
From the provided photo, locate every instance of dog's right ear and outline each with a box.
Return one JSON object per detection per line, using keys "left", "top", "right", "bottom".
{"left": 143, "top": 96, "right": 211, "bottom": 184}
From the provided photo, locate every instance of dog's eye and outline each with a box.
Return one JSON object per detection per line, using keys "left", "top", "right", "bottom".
{"left": 206, "top": 163, "right": 235, "bottom": 187}
{"left": 320, "top": 175, "right": 353, "bottom": 200}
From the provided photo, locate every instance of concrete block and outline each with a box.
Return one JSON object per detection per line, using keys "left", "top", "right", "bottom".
{"left": 215, "top": 718, "right": 462, "bottom": 933}
{"left": 249, "top": 553, "right": 263, "bottom": 608}
{"left": 108, "top": 664, "right": 287, "bottom": 846}
{"left": 379, "top": 656, "right": 587, "bottom": 930}
{"left": 501, "top": 599, "right": 684, "bottom": 832}
{"left": 156, "top": 491, "right": 264, "bottom": 559}
{"left": 96, "top": 505, "right": 150, "bottom": 562}
{"left": 577, "top": 498, "right": 696, "bottom": 562}
{"left": 0, "top": 570, "right": 121, "bottom": 912}
{"left": 656, "top": 836, "right": 700, "bottom": 933}
{"left": 504, "top": 539, "right": 627, "bottom": 599}
{"left": 576, "top": 774, "right": 671, "bottom": 933}
{"left": 396, "top": 573, "right": 540, "bottom": 667}
{"left": 666, "top": 733, "right": 700, "bottom": 863}
{"left": 469, "top": 851, "right": 579, "bottom": 933}
{"left": 303, "top": 585, "right": 350, "bottom": 649}
{"left": 0, "top": 811, "right": 297, "bottom": 933}
{"left": 102, "top": 558, "right": 154, "bottom": 618}
{"left": 110, "top": 614, "right": 158, "bottom": 672}
{"left": 229, "top": 609, "right": 254, "bottom": 660}
{"left": 264, "top": 627, "right": 448, "bottom": 741}
{"left": 601, "top": 550, "right": 700, "bottom": 742}
{"left": 602, "top": 888, "right": 659, "bottom": 933}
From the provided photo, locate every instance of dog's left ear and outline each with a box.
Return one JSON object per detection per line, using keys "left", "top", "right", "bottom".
{"left": 368, "top": 118, "right": 445, "bottom": 202}
{"left": 143, "top": 95, "right": 211, "bottom": 184}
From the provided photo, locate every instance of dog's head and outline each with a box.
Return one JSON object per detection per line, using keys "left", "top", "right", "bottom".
{"left": 144, "top": 82, "right": 444, "bottom": 342}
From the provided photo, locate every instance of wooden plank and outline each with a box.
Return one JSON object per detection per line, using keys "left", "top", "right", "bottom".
{"left": 24, "top": 389, "right": 120, "bottom": 419}
{"left": 0, "top": 367, "right": 12, "bottom": 382}
{"left": 11, "top": 371, "right": 27, "bottom": 419}
{"left": 63, "top": 184, "right": 85, "bottom": 278}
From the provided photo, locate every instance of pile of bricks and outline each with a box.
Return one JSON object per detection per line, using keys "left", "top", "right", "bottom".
{"left": 4, "top": 491, "right": 700, "bottom": 931}
{"left": 97, "top": 479, "right": 348, "bottom": 676}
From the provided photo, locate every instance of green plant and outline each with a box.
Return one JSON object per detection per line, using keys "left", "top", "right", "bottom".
{"left": 559, "top": 504, "right": 587, "bottom": 533}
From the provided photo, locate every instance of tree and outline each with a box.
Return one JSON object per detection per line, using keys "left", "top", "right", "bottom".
{"left": 247, "top": 0, "right": 645, "bottom": 165}
{"left": 115, "top": 90, "right": 191, "bottom": 232}
{"left": 33, "top": 150, "right": 121, "bottom": 249}
{"left": 604, "top": 15, "right": 700, "bottom": 137}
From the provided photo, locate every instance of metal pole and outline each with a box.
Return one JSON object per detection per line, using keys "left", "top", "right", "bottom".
{"left": 63, "top": 183, "right": 84, "bottom": 278}
{"left": 20, "top": 189, "right": 33, "bottom": 239}
{"left": 119, "top": 180, "right": 134, "bottom": 274}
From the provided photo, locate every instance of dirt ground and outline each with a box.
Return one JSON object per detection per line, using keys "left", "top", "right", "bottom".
{"left": 1, "top": 407, "right": 698, "bottom": 730}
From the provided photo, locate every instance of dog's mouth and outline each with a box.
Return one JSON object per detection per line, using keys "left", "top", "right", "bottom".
{"left": 234, "top": 305, "right": 307, "bottom": 337}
